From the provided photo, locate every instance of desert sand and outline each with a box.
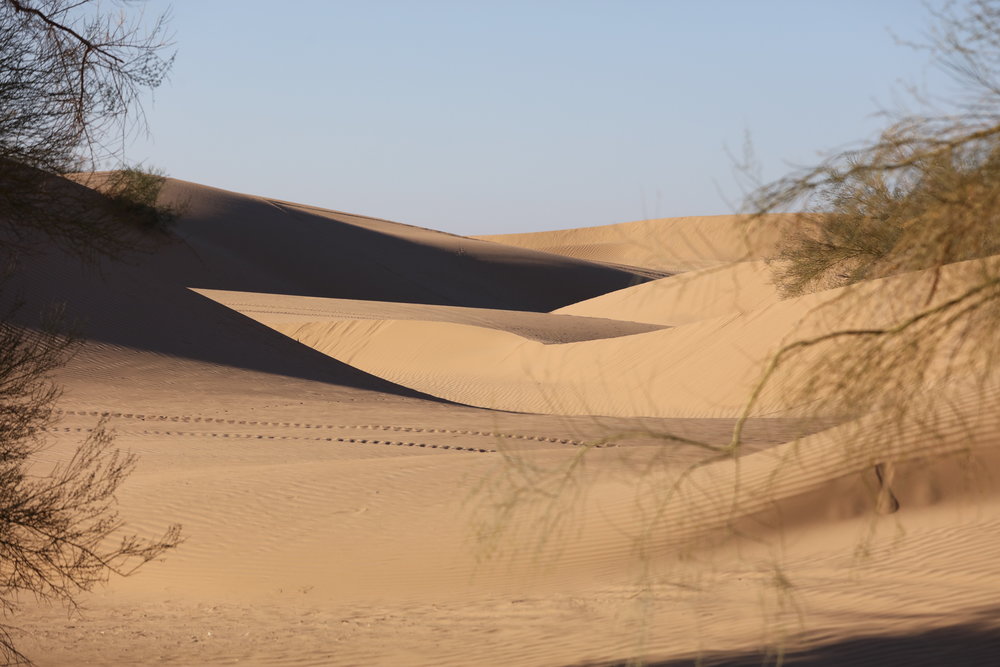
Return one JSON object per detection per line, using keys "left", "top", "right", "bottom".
{"left": 8, "top": 178, "right": 1000, "bottom": 666}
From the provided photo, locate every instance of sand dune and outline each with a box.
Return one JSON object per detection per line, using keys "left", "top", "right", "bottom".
{"left": 8, "top": 175, "right": 1000, "bottom": 666}
{"left": 476, "top": 213, "right": 793, "bottom": 273}
{"left": 3, "top": 175, "right": 654, "bottom": 391}
{"left": 114, "top": 175, "right": 650, "bottom": 310}
{"left": 192, "top": 288, "right": 666, "bottom": 344}
{"left": 553, "top": 259, "right": 780, "bottom": 325}
{"left": 19, "top": 344, "right": 1000, "bottom": 667}
{"left": 209, "top": 256, "right": 997, "bottom": 419}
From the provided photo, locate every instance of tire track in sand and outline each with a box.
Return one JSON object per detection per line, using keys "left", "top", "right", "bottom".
{"left": 43, "top": 424, "right": 496, "bottom": 453}
{"left": 50, "top": 409, "right": 617, "bottom": 450}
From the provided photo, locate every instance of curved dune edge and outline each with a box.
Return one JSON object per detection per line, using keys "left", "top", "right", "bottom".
{"left": 204, "top": 255, "right": 999, "bottom": 419}
{"left": 553, "top": 260, "right": 780, "bottom": 325}
{"left": 69, "top": 173, "right": 651, "bottom": 312}
{"left": 475, "top": 213, "right": 795, "bottom": 273}
{"left": 191, "top": 288, "right": 666, "bottom": 344}
{"left": 267, "top": 317, "right": 765, "bottom": 418}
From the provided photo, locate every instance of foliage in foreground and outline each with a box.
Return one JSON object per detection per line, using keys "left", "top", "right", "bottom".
{"left": 747, "top": 0, "right": 1000, "bottom": 297}
{"left": 0, "top": 0, "right": 175, "bottom": 260}
{"left": 0, "top": 0, "right": 180, "bottom": 662}
{"left": 761, "top": 133, "right": 1000, "bottom": 297}
{"left": 100, "top": 165, "right": 181, "bottom": 232}
{"left": 0, "top": 311, "right": 182, "bottom": 664}
{"left": 473, "top": 4, "right": 1000, "bottom": 644}
{"left": 740, "top": 0, "right": 1000, "bottom": 420}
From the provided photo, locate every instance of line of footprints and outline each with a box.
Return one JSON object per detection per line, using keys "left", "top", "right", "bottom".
{"left": 47, "top": 409, "right": 615, "bottom": 454}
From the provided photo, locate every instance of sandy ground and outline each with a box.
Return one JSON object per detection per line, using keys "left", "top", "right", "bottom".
{"left": 6, "top": 178, "right": 999, "bottom": 666}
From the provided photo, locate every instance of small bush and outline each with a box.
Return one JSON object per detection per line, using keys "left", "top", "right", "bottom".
{"left": 102, "top": 165, "right": 180, "bottom": 232}
{"left": 765, "top": 126, "right": 1000, "bottom": 297}
{"left": 0, "top": 305, "right": 182, "bottom": 664}
{"left": 739, "top": 0, "right": 1000, "bottom": 420}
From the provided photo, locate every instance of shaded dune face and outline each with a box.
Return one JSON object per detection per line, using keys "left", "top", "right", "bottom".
{"left": 157, "top": 179, "right": 650, "bottom": 311}
{"left": 2, "top": 175, "right": 648, "bottom": 393}
{"left": 4, "top": 245, "right": 444, "bottom": 398}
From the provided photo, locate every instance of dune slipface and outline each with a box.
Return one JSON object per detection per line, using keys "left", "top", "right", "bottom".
{"left": 10, "top": 176, "right": 1000, "bottom": 667}
{"left": 86, "top": 175, "right": 653, "bottom": 310}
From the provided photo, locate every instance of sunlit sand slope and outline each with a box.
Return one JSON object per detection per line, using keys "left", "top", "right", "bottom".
{"left": 476, "top": 213, "right": 793, "bottom": 273}
{"left": 553, "top": 260, "right": 780, "bottom": 325}
{"left": 193, "top": 288, "right": 666, "bottom": 344}
{"left": 16, "top": 348, "right": 1000, "bottom": 666}
{"left": 210, "top": 256, "right": 997, "bottom": 419}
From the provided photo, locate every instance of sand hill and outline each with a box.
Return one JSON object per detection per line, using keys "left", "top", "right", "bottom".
{"left": 475, "top": 213, "right": 793, "bottom": 273}
{"left": 8, "top": 176, "right": 999, "bottom": 666}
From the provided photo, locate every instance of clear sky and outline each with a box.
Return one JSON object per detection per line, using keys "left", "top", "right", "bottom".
{"left": 126, "top": 1, "right": 950, "bottom": 236}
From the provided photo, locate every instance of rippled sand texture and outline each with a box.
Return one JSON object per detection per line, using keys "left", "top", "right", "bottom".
{"left": 9, "top": 177, "right": 999, "bottom": 666}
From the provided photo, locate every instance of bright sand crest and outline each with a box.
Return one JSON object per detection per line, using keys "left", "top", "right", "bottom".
{"left": 8, "top": 178, "right": 1000, "bottom": 666}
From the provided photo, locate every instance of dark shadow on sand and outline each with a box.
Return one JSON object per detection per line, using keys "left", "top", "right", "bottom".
{"left": 574, "top": 607, "right": 1000, "bottom": 667}
{"left": 3, "top": 173, "right": 651, "bottom": 397}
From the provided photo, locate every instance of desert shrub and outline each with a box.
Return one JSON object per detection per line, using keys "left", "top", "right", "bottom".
{"left": 758, "top": 122, "right": 1000, "bottom": 297}
{"left": 475, "top": 0, "right": 1000, "bottom": 611}
{"left": 0, "top": 301, "right": 182, "bottom": 664}
{"left": 0, "top": 0, "right": 173, "bottom": 173}
{"left": 0, "top": 0, "right": 179, "bottom": 662}
{"left": 737, "top": 0, "right": 1000, "bottom": 423}
{"left": 0, "top": 310, "right": 182, "bottom": 664}
{"left": 748, "top": 1, "right": 1000, "bottom": 297}
{"left": 101, "top": 165, "right": 180, "bottom": 232}
{"left": 0, "top": 0, "right": 174, "bottom": 260}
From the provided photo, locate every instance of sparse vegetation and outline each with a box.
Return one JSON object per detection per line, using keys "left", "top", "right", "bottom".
{"left": 476, "top": 2, "right": 1000, "bottom": 663}
{"left": 0, "top": 312, "right": 181, "bottom": 664}
{"left": 0, "top": 0, "right": 180, "bottom": 662}
{"left": 0, "top": 0, "right": 175, "bottom": 259}
{"left": 739, "top": 0, "right": 1000, "bottom": 420}
{"left": 101, "top": 165, "right": 181, "bottom": 232}
{"left": 762, "top": 137, "right": 1000, "bottom": 297}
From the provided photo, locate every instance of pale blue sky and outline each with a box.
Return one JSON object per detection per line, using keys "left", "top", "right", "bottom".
{"left": 127, "top": 1, "right": 950, "bottom": 235}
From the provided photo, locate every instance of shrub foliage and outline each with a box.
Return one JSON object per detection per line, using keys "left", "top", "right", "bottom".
{"left": 0, "top": 0, "right": 180, "bottom": 662}
{"left": 102, "top": 165, "right": 180, "bottom": 232}
{"left": 736, "top": 1, "right": 1000, "bottom": 426}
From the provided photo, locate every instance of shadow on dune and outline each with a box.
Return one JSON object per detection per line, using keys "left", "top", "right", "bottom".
{"left": 577, "top": 608, "right": 1000, "bottom": 667}
{"left": 143, "top": 178, "right": 652, "bottom": 312}
{"left": 3, "top": 174, "right": 653, "bottom": 396}
{"left": 4, "top": 249, "right": 448, "bottom": 399}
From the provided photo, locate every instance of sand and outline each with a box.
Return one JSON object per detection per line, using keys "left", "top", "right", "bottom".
{"left": 6, "top": 177, "right": 999, "bottom": 666}
{"left": 553, "top": 260, "right": 781, "bottom": 325}
{"left": 475, "top": 213, "right": 794, "bottom": 273}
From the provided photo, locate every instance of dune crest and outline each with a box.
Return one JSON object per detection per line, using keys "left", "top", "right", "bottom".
{"left": 476, "top": 213, "right": 794, "bottom": 273}
{"left": 553, "top": 259, "right": 780, "bottom": 325}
